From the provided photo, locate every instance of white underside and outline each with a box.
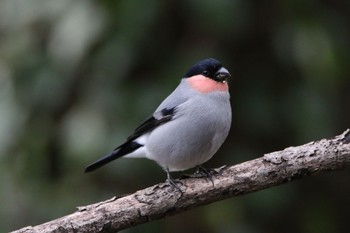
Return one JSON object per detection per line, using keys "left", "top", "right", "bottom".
{"left": 123, "top": 146, "right": 148, "bottom": 158}
{"left": 123, "top": 134, "right": 149, "bottom": 158}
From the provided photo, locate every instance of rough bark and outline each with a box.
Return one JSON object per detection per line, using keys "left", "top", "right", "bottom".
{"left": 12, "top": 129, "right": 350, "bottom": 233}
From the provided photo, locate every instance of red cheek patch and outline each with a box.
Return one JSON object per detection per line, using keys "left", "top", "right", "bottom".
{"left": 187, "top": 75, "right": 228, "bottom": 94}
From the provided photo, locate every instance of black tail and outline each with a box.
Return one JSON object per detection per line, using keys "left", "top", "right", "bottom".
{"left": 85, "top": 142, "right": 142, "bottom": 173}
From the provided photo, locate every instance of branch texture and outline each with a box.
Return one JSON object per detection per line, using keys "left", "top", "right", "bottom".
{"left": 12, "top": 130, "right": 350, "bottom": 233}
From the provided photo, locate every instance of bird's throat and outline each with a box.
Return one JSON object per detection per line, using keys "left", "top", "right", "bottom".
{"left": 187, "top": 75, "right": 228, "bottom": 94}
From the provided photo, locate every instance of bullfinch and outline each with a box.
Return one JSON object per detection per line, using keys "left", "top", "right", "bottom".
{"left": 85, "top": 58, "right": 232, "bottom": 189}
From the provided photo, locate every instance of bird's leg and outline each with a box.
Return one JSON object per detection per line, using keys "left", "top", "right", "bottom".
{"left": 165, "top": 167, "right": 183, "bottom": 196}
{"left": 180, "top": 166, "right": 217, "bottom": 185}
{"left": 196, "top": 165, "right": 217, "bottom": 186}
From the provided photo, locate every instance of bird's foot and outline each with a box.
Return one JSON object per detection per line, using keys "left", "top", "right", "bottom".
{"left": 180, "top": 166, "right": 217, "bottom": 186}
{"left": 166, "top": 177, "right": 184, "bottom": 196}
{"left": 165, "top": 168, "right": 184, "bottom": 197}
{"left": 195, "top": 166, "right": 218, "bottom": 186}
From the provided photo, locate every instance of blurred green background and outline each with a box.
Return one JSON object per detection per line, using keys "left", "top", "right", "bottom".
{"left": 1, "top": 0, "right": 349, "bottom": 232}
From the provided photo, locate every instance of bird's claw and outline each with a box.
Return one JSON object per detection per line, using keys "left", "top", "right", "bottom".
{"left": 195, "top": 166, "right": 217, "bottom": 186}
{"left": 179, "top": 166, "right": 217, "bottom": 186}
{"left": 165, "top": 167, "right": 184, "bottom": 197}
{"left": 166, "top": 177, "right": 184, "bottom": 196}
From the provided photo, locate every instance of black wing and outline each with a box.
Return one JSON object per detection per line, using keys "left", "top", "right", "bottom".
{"left": 85, "top": 107, "right": 176, "bottom": 173}
{"left": 124, "top": 107, "right": 176, "bottom": 143}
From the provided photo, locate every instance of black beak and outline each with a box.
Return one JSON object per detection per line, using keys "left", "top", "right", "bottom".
{"left": 215, "top": 67, "right": 231, "bottom": 82}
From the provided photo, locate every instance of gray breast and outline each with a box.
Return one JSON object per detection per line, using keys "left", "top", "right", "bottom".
{"left": 146, "top": 92, "right": 231, "bottom": 171}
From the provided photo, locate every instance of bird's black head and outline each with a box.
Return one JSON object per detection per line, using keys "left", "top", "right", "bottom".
{"left": 184, "top": 58, "right": 231, "bottom": 83}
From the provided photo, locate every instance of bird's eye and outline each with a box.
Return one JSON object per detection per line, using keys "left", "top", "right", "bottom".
{"left": 202, "top": 70, "right": 209, "bottom": 76}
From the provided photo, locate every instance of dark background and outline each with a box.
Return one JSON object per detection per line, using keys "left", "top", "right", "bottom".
{"left": 1, "top": 1, "right": 349, "bottom": 232}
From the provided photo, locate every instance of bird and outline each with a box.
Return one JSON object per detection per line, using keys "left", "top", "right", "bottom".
{"left": 85, "top": 58, "right": 232, "bottom": 189}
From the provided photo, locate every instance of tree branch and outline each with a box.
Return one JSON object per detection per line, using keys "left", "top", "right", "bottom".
{"left": 12, "top": 130, "right": 350, "bottom": 233}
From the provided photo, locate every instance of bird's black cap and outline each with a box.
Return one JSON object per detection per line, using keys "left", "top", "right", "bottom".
{"left": 184, "top": 58, "right": 230, "bottom": 82}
